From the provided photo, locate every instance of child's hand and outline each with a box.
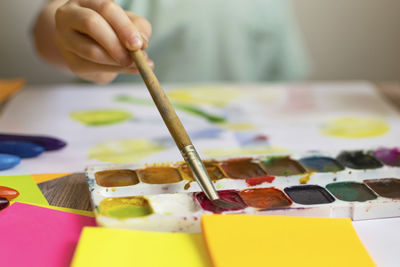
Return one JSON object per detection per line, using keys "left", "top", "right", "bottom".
{"left": 54, "top": 0, "right": 152, "bottom": 83}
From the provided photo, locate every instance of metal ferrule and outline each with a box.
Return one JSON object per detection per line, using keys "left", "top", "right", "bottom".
{"left": 180, "top": 145, "right": 219, "bottom": 201}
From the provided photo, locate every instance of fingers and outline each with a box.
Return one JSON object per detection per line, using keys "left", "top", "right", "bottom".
{"left": 125, "top": 11, "right": 152, "bottom": 50}
{"left": 77, "top": 72, "right": 119, "bottom": 84}
{"left": 54, "top": 0, "right": 154, "bottom": 82}
{"left": 57, "top": 29, "right": 118, "bottom": 66}
{"left": 61, "top": 49, "right": 136, "bottom": 74}
{"left": 59, "top": 47, "right": 153, "bottom": 75}
{"left": 57, "top": 4, "right": 132, "bottom": 66}
{"left": 79, "top": 0, "right": 146, "bottom": 51}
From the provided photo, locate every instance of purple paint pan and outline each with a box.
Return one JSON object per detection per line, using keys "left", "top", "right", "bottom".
{"left": 373, "top": 147, "right": 400, "bottom": 167}
{"left": 0, "top": 134, "right": 66, "bottom": 151}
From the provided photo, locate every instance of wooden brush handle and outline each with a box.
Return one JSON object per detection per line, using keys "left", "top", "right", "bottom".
{"left": 129, "top": 50, "right": 192, "bottom": 150}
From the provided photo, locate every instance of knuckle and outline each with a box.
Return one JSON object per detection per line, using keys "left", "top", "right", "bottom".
{"left": 120, "top": 30, "right": 135, "bottom": 43}
{"left": 81, "top": 14, "right": 97, "bottom": 32}
{"left": 109, "top": 46, "right": 124, "bottom": 59}
{"left": 55, "top": 6, "right": 67, "bottom": 25}
{"left": 86, "top": 46, "right": 102, "bottom": 61}
{"left": 98, "top": 1, "right": 116, "bottom": 15}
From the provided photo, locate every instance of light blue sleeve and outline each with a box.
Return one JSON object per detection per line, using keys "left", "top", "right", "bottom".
{"left": 114, "top": 0, "right": 310, "bottom": 83}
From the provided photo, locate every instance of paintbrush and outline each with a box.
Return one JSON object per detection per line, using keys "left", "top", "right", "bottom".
{"left": 129, "top": 50, "right": 238, "bottom": 209}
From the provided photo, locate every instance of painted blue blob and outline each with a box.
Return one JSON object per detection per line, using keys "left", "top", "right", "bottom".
{"left": 299, "top": 156, "right": 345, "bottom": 173}
{"left": 0, "top": 141, "right": 44, "bottom": 158}
{"left": 0, "top": 133, "right": 66, "bottom": 151}
{"left": 154, "top": 128, "right": 224, "bottom": 145}
{"left": 234, "top": 132, "right": 269, "bottom": 146}
{"left": 189, "top": 128, "right": 223, "bottom": 139}
{"left": 0, "top": 153, "right": 21, "bottom": 170}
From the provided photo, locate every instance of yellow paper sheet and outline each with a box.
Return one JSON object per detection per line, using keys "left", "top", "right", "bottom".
{"left": 29, "top": 203, "right": 94, "bottom": 217}
{"left": 1, "top": 175, "right": 48, "bottom": 205}
{"left": 71, "top": 227, "right": 212, "bottom": 267}
{"left": 202, "top": 215, "right": 376, "bottom": 267}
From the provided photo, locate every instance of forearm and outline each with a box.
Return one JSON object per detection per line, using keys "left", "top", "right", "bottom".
{"left": 33, "top": 0, "right": 69, "bottom": 70}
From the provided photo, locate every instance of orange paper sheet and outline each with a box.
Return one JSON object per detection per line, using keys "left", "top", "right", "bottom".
{"left": 32, "top": 173, "right": 72, "bottom": 184}
{"left": 0, "top": 78, "right": 24, "bottom": 103}
{"left": 202, "top": 215, "right": 376, "bottom": 267}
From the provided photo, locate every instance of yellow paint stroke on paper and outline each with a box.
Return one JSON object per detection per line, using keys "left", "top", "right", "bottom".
{"left": 204, "top": 146, "right": 290, "bottom": 158}
{"left": 217, "top": 122, "right": 258, "bottom": 131}
{"left": 167, "top": 86, "right": 240, "bottom": 107}
{"left": 70, "top": 109, "right": 132, "bottom": 126}
{"left": 322, "top": 117, "right": 389, "bottom": 138}
{"left": 245, "top": 86, "right": 281, "bottom": 104}
{"left": 88, "top": 139, "right": 164, "bottom": 163}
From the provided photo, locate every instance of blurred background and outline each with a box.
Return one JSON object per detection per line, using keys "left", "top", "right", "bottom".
{"left": 0, "top": 0, "right": 399, "bottom": 84}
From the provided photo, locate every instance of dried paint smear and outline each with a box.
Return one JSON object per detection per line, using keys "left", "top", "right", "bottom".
{"left": 322, "top": 117, "right": 389, "bottom": 138}
{"left": 299, "top": 173, "right": 312, "bottom": 184}
{"left": 70, "top": 109, "right": 132, "bottom": 126}
{"left": 115, "top": 95, "right": 226, "bottom": 123}
{"left": 245, "top": 176, "right": 275, "bottom": 186}
{"left": 88, "top": 139, "right": 164, "bottom": 163}
{"left": 167, "top": 87, "right": 240, "bottom": 107}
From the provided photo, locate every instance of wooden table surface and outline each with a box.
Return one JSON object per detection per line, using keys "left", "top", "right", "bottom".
{"left": 6, "top": 82, "right": 400, "bottom": 211}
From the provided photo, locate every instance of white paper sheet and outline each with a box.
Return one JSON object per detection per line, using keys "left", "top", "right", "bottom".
{"left": 353, "top": 217, "right": 400, "bottom": 267}
{"left": 0, "top": 81, "right": 399, "bottom": 175}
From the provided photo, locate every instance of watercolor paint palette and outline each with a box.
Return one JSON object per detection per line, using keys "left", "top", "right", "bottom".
{"left": 85, "top": 147, "right": 400, "bottom": 232}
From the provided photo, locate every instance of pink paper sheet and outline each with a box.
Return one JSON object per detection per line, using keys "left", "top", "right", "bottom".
{"left": 0, "top": 202, "right": 96, "bottom": 267}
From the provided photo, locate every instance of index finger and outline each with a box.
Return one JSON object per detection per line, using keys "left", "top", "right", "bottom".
{"left": 79, "top": 0, "right": 143, "bottom": 51}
